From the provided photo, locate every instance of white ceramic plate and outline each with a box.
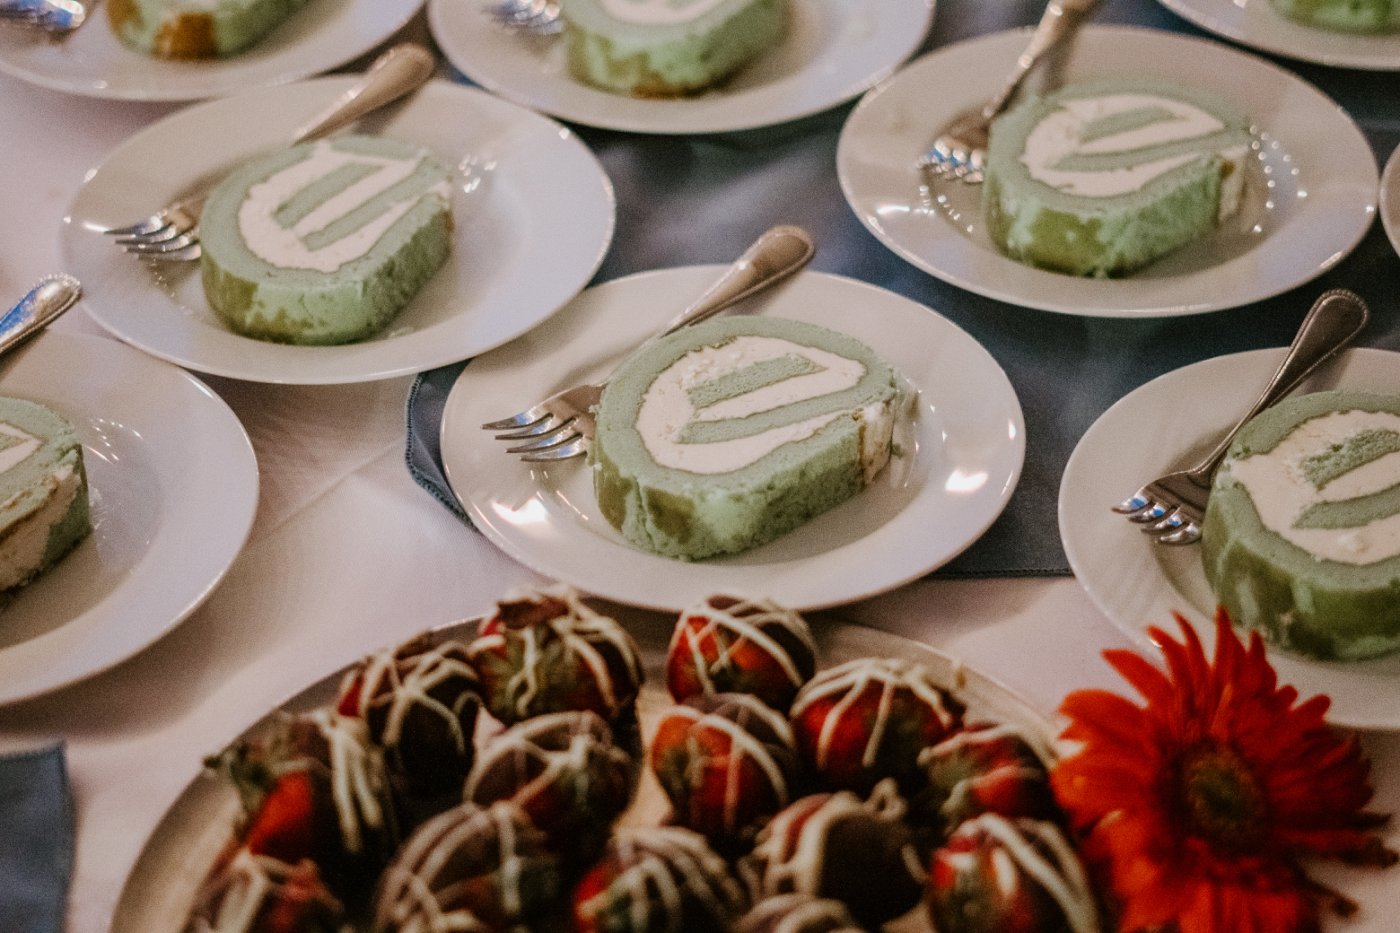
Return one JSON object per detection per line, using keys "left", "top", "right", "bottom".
{"left": 61, "top": 79, "right": 615, "bottom": 385}
{"left": 0, "top": 0, "right": 423, "bottom": 101}
{"left": 837, "top": 25, "right": 1379, "bottom": 318}
{"left": 1060, "top": 347, "right": 1400, "bottom": 730}
{"left": 1382, "top": 145, "right": 1400, "bottom": 261}
{"left": 1156, "top": 0, "right": 1400, "bottom": 71}
{"left": 440, "top": 267, "right": 1024, "bottom": 613}
{"left": 427, "top": 0, "right": 935, "bottom": 134}
{"left": 0, "top": 331, "right": 257, "bottom": 705}
{"left": 112, "top": 612, "right": 1054, "bottom": 933}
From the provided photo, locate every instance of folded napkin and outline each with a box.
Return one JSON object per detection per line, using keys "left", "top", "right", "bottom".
{"left": 0, "top": 740, "right": 74, "bottom": 933}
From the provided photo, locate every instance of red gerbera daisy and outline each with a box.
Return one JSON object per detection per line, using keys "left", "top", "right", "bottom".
{"left": 1051, "top": 608, "right": 1396, "bottom": 933}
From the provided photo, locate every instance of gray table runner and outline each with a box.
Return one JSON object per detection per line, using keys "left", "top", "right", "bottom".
{"left": 407, "top": 0, "right": 1400, "bottom": 577}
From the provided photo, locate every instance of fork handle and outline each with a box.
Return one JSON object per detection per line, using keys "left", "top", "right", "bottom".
{"left": 291, "top": 44, "right": 437, "bottom": 144}
{"left": 657, "top": 225, "right": 816, "bottom": 337}
{"left": 981, "top": 0, "right": 1104, "bottom": 122}
{"left": 1184, "top": 289, "right": 1370, "bottom": 482}
{"left": 0, "top": 274, "right": 81, "bottom": 359}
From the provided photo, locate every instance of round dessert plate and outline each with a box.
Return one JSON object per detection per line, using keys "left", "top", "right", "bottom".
{"left": 837, "top": 25, "right": 1379, "bottom": 318}
{"left": 112, "top": 613, "right": 1053, "bottom": 933}
{"left": 0, "top": 0, "right": 422, "bottom": 101}
{"left": 1155, "top": 0, "right": 1400, "bottom": 71}
{"left": 427, "top": 0, "right": 935, "bottom": 134}
{"left": 1060, "top": 347, "right": 1400, "bottom": 730}
{"left": 61, "top": 79, "right": 615, "bottom": 385}
{"left": 1382, "top": 146, "right": 1400, "bottom": 261}
{"left": 0, "top": 331, "right": 257, "bottom": 705}
{"left": 440, "top": 267, "right": 1024, "bottom": 613}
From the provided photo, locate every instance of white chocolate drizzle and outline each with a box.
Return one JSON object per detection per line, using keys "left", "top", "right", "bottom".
{"left": 737, "top": 893, "right": 862, "bottom": 933}
{"left": 577, "top": 826, "right": 744, "bottom": 928}
{"left": 343, "top": 640, "right": 478, "bottom": 754}
{"left": 953, "top": 815, "right": 1100, "bottom": 933}
{"left": 657, "top": 694, "right": 795, "bottom": 833}
{"left": 464, "top": 710, "right": 629, "bottom": 811}
{"left": 790, "top": 658, "right": 958, "bottom": 770}
{"left": 305, "top": 709, "right": 387, "bottom": 855}
{"left": 669, "top": 595, "right": 816, "bottom": 698}
{"left": 189, "top": 849, "right": 339, "bottom": 933}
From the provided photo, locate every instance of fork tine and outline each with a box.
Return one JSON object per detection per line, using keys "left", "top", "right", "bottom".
{"left": 520, "top": 435, "right": 587, "bottom": 462}
{"left": 129, "top": 243, "right": 203, "bottom": 262}
{"left": 102, "top": 215, "right": 168, "bottom": 237}
{"left": 1157, "top": 523, "right": 1201, "bottom": 546}
{"left": 494, "top": 415, "right": 571, "bottom": 441}
{"left": 505, "top": 420, "right": 579, "bottom": 452}
{"left": 1127, "top": 500, "right": 1169, "bottom": 524}
{"left": 482, "top": 408, "right": 549, "bottom": 432}
{"left": 1111, "top": 490, "right": 1152, "bottom": 515}
{"left": 122, "top": 232, "right": 200, "bottom": 254}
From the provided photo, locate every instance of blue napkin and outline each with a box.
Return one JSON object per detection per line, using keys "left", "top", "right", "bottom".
{"left": 0, "top": 740, "right": 74, "bottom": 933}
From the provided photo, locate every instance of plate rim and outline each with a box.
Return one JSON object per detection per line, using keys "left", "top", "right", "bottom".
{"left": 0, "top": 330, "right": 259, "bottom": 705}
{"left": 60, "top": 77, "right": 616, "bottom": 386}
{"left": 1154, "top": 0, "right": 1400, "bottom": 71}
{"left": 1381, "top": 146, "right": 1400, "bottom": 261}
{"left": 1058, "top": 345, "right": 1400, "bottom": 731}
{"left": 439, "top": 265, "right": 1026, "bottom": 613}
{"left": 426, "top": 0, "right": 937, "bottom": 135}
{"left": 0, "top": 0, "right": 426, "bottom": 102}
{"left": 836, "top": 23, "right": 1380, "bottom": 318}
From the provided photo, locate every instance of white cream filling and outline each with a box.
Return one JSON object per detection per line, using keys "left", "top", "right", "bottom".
{"left": 0, "top": 462, "right": 79, "bottom": 589}
{"left": 1229, "top": 409, "right": 1400, "bottom": 565}
{"left": 237, "top": 140, "right": 447, "bottom": 274}
{"left": 599, "top": 0, "right": 729, "bottom": 25}
{"left": 1022, "top": 93, "right": 1235, "bottom": 199}
{"left": 636, "top": 335, "right": 876, "bottom": 475}
{"left": 0, "top": 423, "right": 40, "bottom": 473}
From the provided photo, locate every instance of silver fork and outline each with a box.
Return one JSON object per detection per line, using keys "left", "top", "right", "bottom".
{"left": 483, "top": 0, "right": 561, "bottom": 34}
{"left": 103, "top": 42, "right": 437, "bottom": 261}
{"left": 1113, "top": 289, "right": 1370, "bottom": 545}
{"left": 0, "top": 0, "right": 88, "bottom": 36}
{"left": 918, "top": 0, "right": 1102, "bottom": 183}
{"left": 483, "top": 225, "right": 817, "bottom": 462}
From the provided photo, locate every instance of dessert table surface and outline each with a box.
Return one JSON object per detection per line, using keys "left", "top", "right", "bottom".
{"left": 0, "top": 1, "right": 1398, "bottom": 931}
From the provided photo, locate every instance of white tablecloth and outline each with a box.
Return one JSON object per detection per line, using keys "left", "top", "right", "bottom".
{"left": 0, "top": 14, "right": 1396, "bottom": 933}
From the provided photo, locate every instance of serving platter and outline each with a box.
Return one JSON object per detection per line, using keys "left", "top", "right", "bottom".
{"left": 61, "top": 78, "right": 614, "bottom": 385}
{"left": 0, "top": 0, "right": 423, "bottom": 101}
{"left": 837, "top": 25, "right": 1379, "bottom": 317}
{"left": 112, "top": 608, "right": 1056, "bottom": 933}
{"left": 1155, "top": 0, "right": 1400, "bottom": 71}
{"left": 440, "top": 267, "right": 1024, "bottom": 612}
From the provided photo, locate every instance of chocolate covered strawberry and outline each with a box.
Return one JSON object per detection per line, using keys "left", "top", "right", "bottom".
{"left": 740, "top": 781, "right": 922, "bottom": 928}
{"left": 650, "top": 692, "right": 797, "bottom": 851}
{"left": 184, "top": 850, "right": 345, "bottom": 933}
{"left": 789, "top": 657, "right": 963, "bottom": 794}
{"left": 571, "top": 826, "right": 746, "bottom": 933}
{"left": 210, "top": 709, "right": 395, "bottom": 886}
{"left": 465, "top": 710, "right": 636, "bottom": 865}
{"left": 666, "top": 595, "right": 817, "bottom": 713}
{"left": 336, "top": 635, "right": 481, "bottom": 803}
{"left": 734, "top": 893, "right": 864, "bottom": 933}
{"left": 373, "top": 800, "right": 560, "bottom": 933}
{"left": 467, "top": 586, "right": 643, "bottom": 725}
{"left": 910, "top": 722, "right": 1057, "bottom": 839}
{"left": 926, "top": 815, "right": 1099, "bottom": 933}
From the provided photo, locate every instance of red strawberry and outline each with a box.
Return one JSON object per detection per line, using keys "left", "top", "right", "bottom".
{"left": 244, "top": 770, "right": 318, "bottom": 864}
{"left": 910, "top": 722, "right": 1057, "bottom": 839}
{"left": 666, "top": 595, "right": 816, "bottom": 713}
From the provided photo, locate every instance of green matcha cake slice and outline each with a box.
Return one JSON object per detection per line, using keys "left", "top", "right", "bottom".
{"left": 107, "top": 0, "right": 310, "bottom": 59}
{"left": 200, "top": 135, "right": 453, "bottom": 346}
{"left": 1201, "top": 390, "right": 1400, "bottom": 661}
{"left": 1269, "top": 0, "right": 1400, "bottom": 32}
{"left": 983, "top": 79, "right": 1253, "bottom": 278}
{"left": 589, "top": 315, "right": 903, "bottom": 561}
{"left": 560, "top": 0, "right": 788, "bottom": 97}
{"left": 0, "top": 398, "right": 91, "bottom": 592}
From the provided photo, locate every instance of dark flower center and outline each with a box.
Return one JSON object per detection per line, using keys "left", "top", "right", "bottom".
{"left": 1176, "top": 744, "right": 1267, "bottom": 851}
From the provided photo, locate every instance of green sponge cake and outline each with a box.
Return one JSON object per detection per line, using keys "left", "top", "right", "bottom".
{"left": 560, "top": 0, "right": 788, "bottom": 97}
{"left": 1202, "top": 390, "right": 1400, "bottom": 661}
{"left": 200, "top": 135, "right": 453, "bottom": 346}
{"left": 590, "top": 316, "right": 903, "bottom": 561}
{"left": 107, "top": 0, "right": 310, "bottom": 58}
{"left": 1269, "top": 0, "right": 1400, "bottom": 32}
{"left": 983, "top": 79, "right": 1252, "bottom": 278}
{"left": 0, "top": 398, "right": 91, "bottom": 592}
